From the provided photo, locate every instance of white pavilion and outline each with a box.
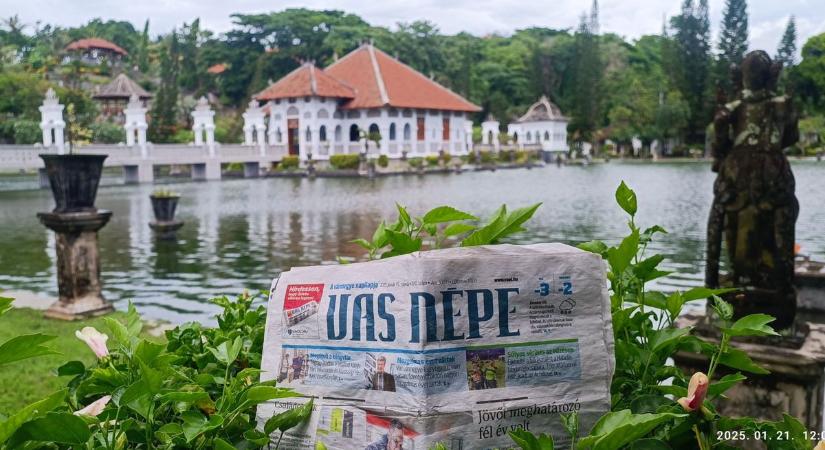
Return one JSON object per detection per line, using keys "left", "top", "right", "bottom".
{"left": 507, "top": 96, "right": 569, "bottom": 153}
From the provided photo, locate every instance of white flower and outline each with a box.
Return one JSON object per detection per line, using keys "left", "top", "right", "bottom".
{"left": 74, "top": 395, "right": 111, "bottom": 417}
{"left": 75, "top": 327, "right": 109, "bottom": 359}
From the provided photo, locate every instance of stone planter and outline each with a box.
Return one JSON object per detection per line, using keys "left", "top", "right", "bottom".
{"left": 40, "top": 154, "right": 107, "bottom": 213}
{"left": 150, "top": 195, "right": 180, "bottom": 222}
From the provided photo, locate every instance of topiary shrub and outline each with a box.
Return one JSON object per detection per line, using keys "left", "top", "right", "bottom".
{"left": 377, "top": 154, "right": 389, "bottom": 168}
{"left": 425, "top": 155, "right": 440, "bottom": 166}
{"left": 279, "top": 155, "right": 300, "bottom": 170}
{"left": 329, "top": 154, "right": 361, "bottom": 170}
{"left": 408, "top": 157, "right": 424, "bottom": 169}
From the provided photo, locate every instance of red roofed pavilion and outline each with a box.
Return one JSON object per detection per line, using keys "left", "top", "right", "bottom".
{"left": 64, "top": 38, "right": 128, "bottom": 65}
{"left": 253, "top": 44, "right": 479, "bottom": 161}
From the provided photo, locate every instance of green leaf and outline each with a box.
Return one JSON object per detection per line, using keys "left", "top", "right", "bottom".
{"left": 0, "top": 297, "right": 12, "bottom": 316}
{"left": 615, "top": 181, "right": 637, "bottom": 216}
{"left": 634, "top": 255, "right": 670, "bottom": 282}
{"left": 711, "top": 296, "right": 735, "bottom": 321}
{"left": 422, "top": 206, "right": 477, "bottom": 224}
{"left": 443, "top": 223, "right": 476, "bottom": 236}
{"left": 630, "top": 395, "right": 673, "bottom": 414}
{"left": 158, "top": 391, "right": 212, "bottom": 404}
{"left": 717, "top": 348, "right": 769, "bottom": 374}
{"left": 396, "top": 203, "right": 412, "bottom": 227}
{"left": 508, "top": 429, "right": 554, "bottom": 450}
{"left": 578, "top": 240, "right": 608, "bottom": 256}
{"left": 607, "top": 229, "right": 639, "bottom": 275}
{"left": 214, "top": 437, "right": 237, "bottom": 450}
{"left": 723, "top": 314, "right": 779, "bottom": 337}
{"left": 0, "top": 390, "right": 66, "bottom": 444}
{"left": 8, "top": 412, "right": 91, "bottom": 446}
{"left": 0, "top": 334, "right": 58, "bottom": 366}
{"left": 640, "top": 225, "right": 667, "bottom": 242}
{"left": 461, "top": 203, "right": 541, "bottom": 246}
{"left": 57, "top": 360, "right": 85, "bottom": 377}
{"left": 209, "top": 336, "right": 243, "bottom": 366}
{"left": 243, "top": 429, "right": 270, "bottom": 446}
{"left": 264, "top": 398, "right": 314, "bottom": 435}
{"left": 350, "top": 238, "right": 374, "bottom": 251}
{"left": 382, "top": 230, "right": 422, "bottom": 255}
{"left": 640, "top": 291, "right": 668, "bottom": 310}
{"left": 560, "top": 412, "right": 578, "bottom": 440}
{"left": 372, "top": 222, "right": 389, "bottom": 248}
{"left": 181, "top": 411, "right": 223, "bottom": 443}
{"left": 665, "top": 292, "right": 685, "bottom": 320}
{"left": 648, "top": 327, "right": 692, "bottom": 354}
{"left": 682, "top": 287, "right": 736, "bottom": 302}
{"left": 578, "top": 410, "right": 685, "bottom": 450}
{"left": 708, "top": 373, "right": 747, "bottom": 398}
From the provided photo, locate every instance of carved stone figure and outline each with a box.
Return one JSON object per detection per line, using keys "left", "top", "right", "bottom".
{"left": 705, "top": 50, "right": 800, "bottom": 329}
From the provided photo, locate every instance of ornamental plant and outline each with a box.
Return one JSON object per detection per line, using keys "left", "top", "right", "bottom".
{"left": 0, "top": 293, "right": 312, "bottom": 449}
{"left": 504, "top": 182, "right": 812, "bottom": 450}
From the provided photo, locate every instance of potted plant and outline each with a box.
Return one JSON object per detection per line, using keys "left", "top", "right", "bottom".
{"left": 150, "top": 188, "right": 181, "bottom": 222}
{"left": 40, "top": 103, "right": 106, "bottom": 213}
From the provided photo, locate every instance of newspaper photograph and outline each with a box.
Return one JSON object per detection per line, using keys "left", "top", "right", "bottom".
{"left": 257, "top": 243, "right": 614, "bottom": 449}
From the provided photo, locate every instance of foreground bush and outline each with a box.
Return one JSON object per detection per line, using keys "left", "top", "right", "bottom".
{"left": 329, "top": 154, "right": 360, "bottom": 170}
{"left": 0, "top": 294, "right": 310, "bottom": 449}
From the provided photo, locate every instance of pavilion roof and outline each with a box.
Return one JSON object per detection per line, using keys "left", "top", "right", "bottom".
{"left": 254, "top": 62, "right": 355, "bottom": 101}
{"left": 93, "top": 73, "right": 152, "bottom": 100}
{"left": 207, "top": 63, "right": 227, "bottom": 74}
{"left": 515, "top": 96, "right": 568, "bottom": 123}
{"left": 65, "top": 38, "right": 128, "bottom": 56}
{"left": 326, "top": 44, "right": 480, "bottom": 112}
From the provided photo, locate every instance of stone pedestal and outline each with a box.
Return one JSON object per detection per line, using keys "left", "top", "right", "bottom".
{"left": 149, "top": 220, "right": 184, "bottom": 240}
{"left": 674, "top": 313, "right": 825, "bottom": 432}
{"left": 37, "top": 210, "right": 114, "bottom": 320}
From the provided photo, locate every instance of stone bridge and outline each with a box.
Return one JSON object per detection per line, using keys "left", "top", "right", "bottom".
{"left": 0, "top": 142, "right": 290, "bottom": 186}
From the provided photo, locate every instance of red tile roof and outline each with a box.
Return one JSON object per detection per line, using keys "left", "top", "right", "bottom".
{"left": 207, "top": 63, "right": 227, "bottom": 74}
{"left": 254, "top": 63, "right": 355, "bottom": 101}
{"left": 65, "top": 38, "right": 128, "bottom": 56}
{"left": 326, "top": 44, "right": 480, "bottom": 112}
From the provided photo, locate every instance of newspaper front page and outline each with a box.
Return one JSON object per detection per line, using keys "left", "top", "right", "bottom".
{"left": 258, "top": 243, "right": 614, "bottom": 450}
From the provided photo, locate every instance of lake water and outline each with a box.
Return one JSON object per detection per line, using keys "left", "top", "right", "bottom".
{"left": 1, "top": 161, "right": 824, "bottom": 324}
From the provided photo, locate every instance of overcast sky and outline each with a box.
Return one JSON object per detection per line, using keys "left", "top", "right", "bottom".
{"left": 3, "top": 0, "right": 824, "bottom": 57}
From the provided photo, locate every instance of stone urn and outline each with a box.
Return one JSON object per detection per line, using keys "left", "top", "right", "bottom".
{"left": 150, "top": 193, "right": 180, "bottom": 222}
{"left": 40, "top": 154, "right": 107, "bottom": 212}
{"left": 149, "top": 190, "right": 184, "bottom": 240}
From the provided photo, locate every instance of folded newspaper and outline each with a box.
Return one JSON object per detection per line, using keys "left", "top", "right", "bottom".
{"left": 258, "top": 243, "right": 614, "bottom": 450}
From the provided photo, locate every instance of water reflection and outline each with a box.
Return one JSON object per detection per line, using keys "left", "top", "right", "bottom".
{"left": 1, "top": 162, "right": 824, "bottom": 324}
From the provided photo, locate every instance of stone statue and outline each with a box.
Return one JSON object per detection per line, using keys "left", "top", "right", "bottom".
{"left": 705, "top": 50, "right": 800, "bottom": 329}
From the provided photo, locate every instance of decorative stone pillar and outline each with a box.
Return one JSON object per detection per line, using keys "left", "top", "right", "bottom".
{"left": 39, "top": 88, "right": 66, "bottom": 154}
{"left": 191, "top": 96, "right": 216, "bottom": 156}
{"left": 379, "top": 125, "right": 390, "bottom": 155}
{"left": 124, "top": 94, "right": 148, "bottom": 158}
{"left": 464, "top": 120, "right": 473, "bottom": 155}
{"left": 242, "top": 100, "right": 268, "bottom": 155}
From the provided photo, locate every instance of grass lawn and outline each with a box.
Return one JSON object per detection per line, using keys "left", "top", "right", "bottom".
{"left": 0, "top": 308, "right": 163, "bottom": 413}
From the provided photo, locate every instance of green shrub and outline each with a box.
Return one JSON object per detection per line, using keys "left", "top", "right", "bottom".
{"left": 425, "top": 155, "right": 440, "bottom": 166}
{"left": 377, "top": 154, "right": 389, "bottom": 168}
{"left": 12, "top": 119, "right": 41, "bottom": 144}
{"left": 479, "top": 150, "right": 496, "bottom": 164}
{"left": 498, "top": 149, "right": 515, "bottom": 162}
{"left": 90, "top": 121, "right": 125, "bottom": 144}
{"left": 215, "top": 114, "right": 243, "bottom": 144}
{"left": 408, "top": 157, "right": 424, "bottom": 168}
{"left": 279, "top": 155, "right": 300, "bottom": 170}
{"left": 441, "top": 152, "right": 452, "bottom": 164}
{"left": 329, "top": 154, "right": 360, "bottom": 170}
{"left": 169, "top": 128, "right": 193, "bottom": 144}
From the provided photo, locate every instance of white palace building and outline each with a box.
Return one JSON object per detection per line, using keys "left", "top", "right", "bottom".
{"left": 250, "top": 43, "right": 481, "bottom": 161}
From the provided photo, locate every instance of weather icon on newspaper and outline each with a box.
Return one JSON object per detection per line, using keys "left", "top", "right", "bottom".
{"left": 558, "top": 297, "right": 576, "bottom": 314}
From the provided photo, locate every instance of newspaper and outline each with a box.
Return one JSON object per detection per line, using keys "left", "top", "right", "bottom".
{"left": 258, "top": 243, "right": 614, "bottom": 450}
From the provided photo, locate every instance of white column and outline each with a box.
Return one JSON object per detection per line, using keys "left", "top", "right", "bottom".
{"left": 191, "top": 96, "right": 216, "bottom": 156}
{"left": 39, "top": 88, "right": 65, "bottom": 154}
{"left": 123, "top": 94, "right": 148, "bottom": 157}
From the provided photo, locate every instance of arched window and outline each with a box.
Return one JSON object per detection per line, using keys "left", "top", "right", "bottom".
{"left": 334, "top": 125, "right": 342, "bottom": 142}
{"left": 276, "top": 128, "right": 282, "bottom": 143}
{"left": 317, "top": 109, "right": 329, "bottom": 119}
{"left": 544, "top": 131, "right": 550, "bottom": 141}
{"left": 305, "top": 126, "right": 312, "bottom": 142}
{"left": 319, "top": 125, "right": 327, "bottom": 141}
{"left": 487, "top": 130, "right": 493, "bottom": 144}
{"left": 403, "top": 123, "right": 411, "bottom": 140}
{"left": 513, "top": 132, "right": 519, "bottom": 143}
{"left": 349, "top": 124, "right": 359, "bottom": 142}
{"left": 389, "top": 123, "right": 397, "bottom": 140}
{"left": 368, "top": 123, "right": 379, "bottom": 140}
{"left": 526, "top": 131, "right": 532, "bottom": 142}
{"left": 286, "top": 106, "right": 299, "bottom": 116}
